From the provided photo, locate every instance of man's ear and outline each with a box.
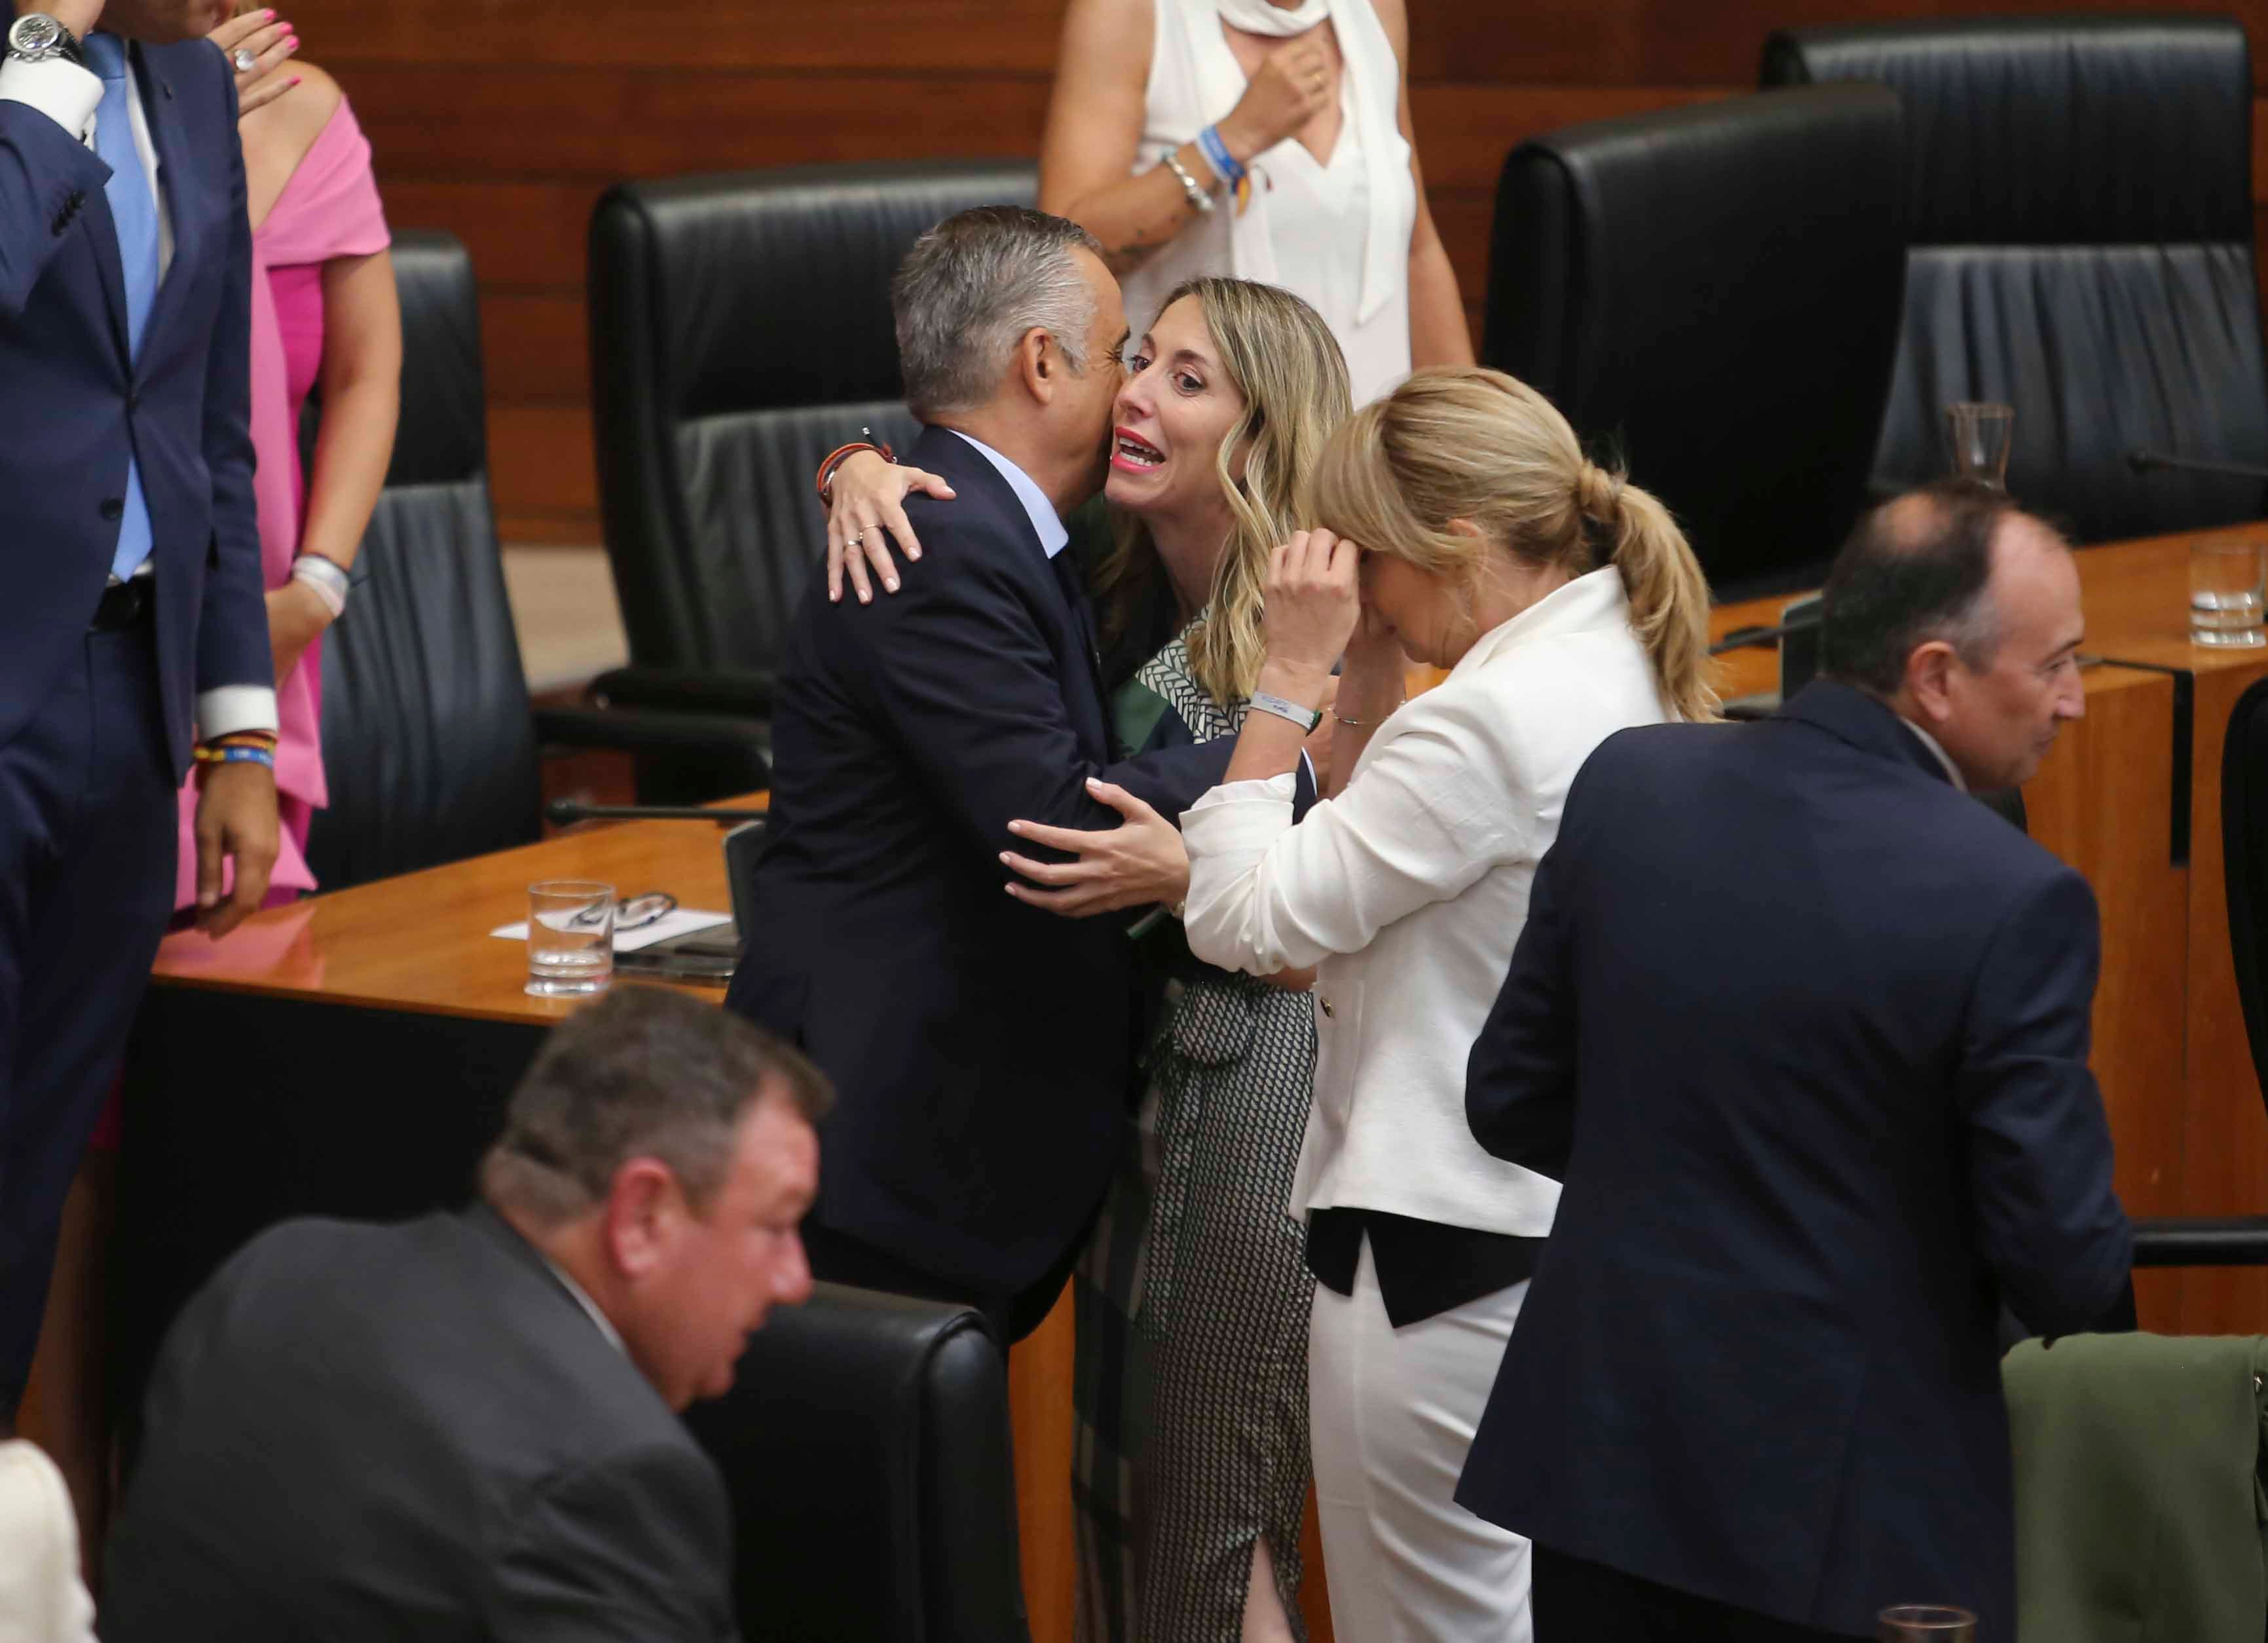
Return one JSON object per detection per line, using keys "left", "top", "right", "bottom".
{"left": 1903, "top": 639, "right": 1960, "bottom": 728}
{"left": 1014, "top": 327, "right": 1056, "bottom": 407}
{"left": 601, "top": 1158, "right": 682, "bottom": 1281}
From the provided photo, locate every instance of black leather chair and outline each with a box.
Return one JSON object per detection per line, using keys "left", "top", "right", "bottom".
{"left": 2132, "top": 675, "right": 2268, "bottom": 1268}
{"left": 586, "top": 161, "right": 1039, "bottom": 717}
{"left": 1483, "top": 86, "right": 1905, "bottom": 600}
{"left": 303, "top": 231, "right": 770, "bottom": 891}
{"left": 1762, "top": 16, "right": 2268, "bottom": 543}
{"left": 682, "top": 1283, "right": 1029, "bottom": 1643}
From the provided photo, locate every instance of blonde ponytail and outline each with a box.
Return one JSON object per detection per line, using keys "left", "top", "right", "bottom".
{"left": 1574, "top": 463, "right": 1718, "bottom": 723}
{"left": 1312, "top": 366, "right": 1719, "bottom": 722}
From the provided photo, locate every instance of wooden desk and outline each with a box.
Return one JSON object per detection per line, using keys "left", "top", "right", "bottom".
{"left": 1710, "top": 524, "right": 2268, "bottom": 1332}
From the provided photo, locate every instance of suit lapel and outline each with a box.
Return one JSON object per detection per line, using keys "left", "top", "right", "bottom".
{"left": 133, "top": 43, "right": 196, "bottom": 350}
{"left": 80, "top": 186, "right": 132, "bottom": 370}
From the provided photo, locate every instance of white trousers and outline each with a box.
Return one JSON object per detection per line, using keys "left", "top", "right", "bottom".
{"left": 1307, "top": 1237, "right": 1533, "bottom": 1642}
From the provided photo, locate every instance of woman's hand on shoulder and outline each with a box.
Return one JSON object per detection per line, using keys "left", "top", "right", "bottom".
{"left": 827, "top": 451, "right": 954, "bottom": 605}
{"left": 210, "top": 9, "right": 299, "bottom": 119}
{"left": 1262, "top": 529, "right": 1362, "bottom": 679}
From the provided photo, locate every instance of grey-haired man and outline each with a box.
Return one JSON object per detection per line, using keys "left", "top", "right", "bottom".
{"left": 726, "top": 204, "right": 1240, "bottom": 1342}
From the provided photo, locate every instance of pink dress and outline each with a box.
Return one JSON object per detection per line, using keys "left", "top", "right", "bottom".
{"left": 171, "top": 98, "right": 392, "bottom": 909}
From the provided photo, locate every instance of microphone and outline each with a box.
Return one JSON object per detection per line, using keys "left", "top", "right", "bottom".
{"left": 2127, "top": 447, "right": 2268, "bottom": 483}
{"left": 544, "top": 799, "right": 768, "bottom": 827}
{"left": 1708, "top": 609, "right": 1823, "bottom": 656}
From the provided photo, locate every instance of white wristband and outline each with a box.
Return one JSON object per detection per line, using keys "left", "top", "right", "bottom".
{"left": 1248, "top": 690, "right": 1322, "bottom": 734}
{"left": 291, "top": 553, "right": 349, "bottom": 620}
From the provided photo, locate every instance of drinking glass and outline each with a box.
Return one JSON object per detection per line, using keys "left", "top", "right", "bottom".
{"left": 2190, "top": 539, "right": 2268, "bottom": 649}
{"left": 1946, "top": 402, "right": 2015, "bottom": 489}
{"left": 527, "top": 879, "right": 614, "bottom": 997}
{"left": 1878, "top": 1604, "right": 1977, "bottom": 1642}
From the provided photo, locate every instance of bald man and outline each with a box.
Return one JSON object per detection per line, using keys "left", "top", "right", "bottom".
{"left": 1455, "top": 480, "right": 2133, "bottom": 1643}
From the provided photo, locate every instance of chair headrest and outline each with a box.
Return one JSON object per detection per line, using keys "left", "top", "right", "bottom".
{"left": 383, "top": 229, "right": 487, "bottom": 489}
{"left": 589, "top": 160, "right": 1039, "bottom": 425}
{"left": 1763, "top": 16, "right": 2252, "bottom": 246}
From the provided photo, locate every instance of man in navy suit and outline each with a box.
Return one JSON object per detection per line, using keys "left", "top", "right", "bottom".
{"left": 0, "top": 0, "right": 277, "bottom": 1421}
{"left": 726, "top": 207, "right": 1240, "bottom": 1342}
{"left": 1457, "top": 481, "right": 2134, "bottom": 1641}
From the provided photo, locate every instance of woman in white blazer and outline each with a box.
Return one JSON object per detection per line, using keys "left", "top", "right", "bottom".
{"left": 1180, "top": 367, "right": 1720, "bottom": 1640}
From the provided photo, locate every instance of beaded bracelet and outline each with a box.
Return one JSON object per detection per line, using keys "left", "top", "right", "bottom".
{"left": 1161, "top": 149, "right": 1214, "bottom": 214}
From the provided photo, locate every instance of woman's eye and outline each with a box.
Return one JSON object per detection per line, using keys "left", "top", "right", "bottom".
{"left": 1125, "top": 352, "right": 1151, "bottom": 373}
{"left": 1174, "top": 372, "right": 1203, "bottom": 394}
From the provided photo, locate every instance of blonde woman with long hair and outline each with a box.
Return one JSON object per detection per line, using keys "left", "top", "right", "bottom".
{"left": 1178, "top": 366, "right": 1715, "bottom": 1639}
{"left": 825, "top": 277, "right": 1350, "bottom": 1642}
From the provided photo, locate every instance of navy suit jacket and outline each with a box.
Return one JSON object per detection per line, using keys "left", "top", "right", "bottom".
{"left": 0, "top": 40, "right": 268, "bottom": 774}
{"left": 726, "top": 426, "right": 1240, "bottom": 1305}
{"left": 1455, "top": 681, "right": 2132, "bottom": 1640}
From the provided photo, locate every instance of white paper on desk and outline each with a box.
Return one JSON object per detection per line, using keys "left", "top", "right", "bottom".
{"left": 491, "top": 909, "right": 732, "bottom": 953}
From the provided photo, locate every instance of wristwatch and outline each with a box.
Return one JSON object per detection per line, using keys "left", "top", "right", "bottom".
{"left": 7, "top": 12, "right": 86, "bottom": 67}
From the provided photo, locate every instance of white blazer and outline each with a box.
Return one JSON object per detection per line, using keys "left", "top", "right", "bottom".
{"left": 1181, "top": 569, "right": 1667, "bottom": 1236}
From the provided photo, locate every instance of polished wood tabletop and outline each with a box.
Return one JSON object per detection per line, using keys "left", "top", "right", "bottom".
{"left": 149, "top": 797, "right": 765, "bottom": 1024}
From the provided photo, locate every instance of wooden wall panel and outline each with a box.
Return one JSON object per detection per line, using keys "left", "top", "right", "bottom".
{"left": 299, "top": 0, "right": 2268, "bottom": 543}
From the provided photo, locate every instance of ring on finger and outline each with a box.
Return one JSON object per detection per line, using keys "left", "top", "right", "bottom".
{"left": 233, "top": 46, "right": 258, "bottom": 71}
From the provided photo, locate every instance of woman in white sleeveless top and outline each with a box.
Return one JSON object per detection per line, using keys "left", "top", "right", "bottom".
{"left": 1041, "top": 0, "right": 1470, "bottom": 406}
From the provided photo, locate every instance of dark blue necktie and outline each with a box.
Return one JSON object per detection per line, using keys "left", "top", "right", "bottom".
{"left": 83, "top": 30, "right": 157, "bottom": 580}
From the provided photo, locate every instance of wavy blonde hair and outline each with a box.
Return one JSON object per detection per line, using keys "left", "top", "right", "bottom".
{"left": 1094, "top": 277, "right": 1352, "bottom": 707}
{"left": 1311, "top": 367, "right": 1719, "bottom": 722}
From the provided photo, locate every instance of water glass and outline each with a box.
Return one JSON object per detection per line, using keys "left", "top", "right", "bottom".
{"left": 2190, "top": 539, "right": 2268, "bottom": 649}
{"left": 527, "top": 879, "right": 614, "bottom": 997}
{"left": 1946, "top": 402, "right": 2015, "bottom": 489}
{"left": 1878, "top": 1605, "right": 1977, "bottom": 1642}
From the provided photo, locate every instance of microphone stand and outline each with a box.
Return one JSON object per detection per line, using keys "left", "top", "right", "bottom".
{"left": 2127, "top": 448, "right": 2268, "bottom": 483}
{"left": 544, "top": 800, "right": 767, "bottom": 827}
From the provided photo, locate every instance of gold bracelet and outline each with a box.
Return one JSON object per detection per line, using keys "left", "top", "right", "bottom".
{"left": 1333, "top": 699, "right": 1404, "bottom": 728}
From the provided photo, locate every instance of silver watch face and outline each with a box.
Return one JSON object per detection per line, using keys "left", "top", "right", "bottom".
{"left": 9, "top": 14, "right": 65, "bottom": 56}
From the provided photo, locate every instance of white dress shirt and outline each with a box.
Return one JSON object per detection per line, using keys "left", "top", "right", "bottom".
{"left": 1896, "top": 713, "right": 1969, "bottom": 791}
{"left": 538, "top": 1252, "right": 627, "bottom": 1355}
{"left": 1182, "top": 569, "right": 1667, "bottom": 1237}
{"left": 0, "top": 45, "right": 278, "bottom": 741}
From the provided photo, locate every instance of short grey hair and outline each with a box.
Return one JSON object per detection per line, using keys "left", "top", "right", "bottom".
{"left": 481, "top": 986, "right": 831, "bottom": 1227}
{"left": 893, "top": 205, "right": 1107, "bottom": 418}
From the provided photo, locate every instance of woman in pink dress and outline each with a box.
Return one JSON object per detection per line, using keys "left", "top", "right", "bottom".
{"left": 170, "top": 45, "right": 401, "bottom": 907}
{"left": 19, "top": 33, "right": 399, "bottom": 1572}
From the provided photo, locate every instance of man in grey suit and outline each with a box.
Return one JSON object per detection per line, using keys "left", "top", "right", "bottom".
{"left": 102, "top": 987, "right": 828, "bottom": 1641}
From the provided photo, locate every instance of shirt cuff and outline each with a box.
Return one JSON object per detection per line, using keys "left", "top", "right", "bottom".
{"left": 196, "top": 686, "right": 280, "bottom": 742}
{"left": 1186, "top": 770, "right": 1299, "bottom": 818}
{"left": 0, "top": 56, "right": 102, "bottom": 143}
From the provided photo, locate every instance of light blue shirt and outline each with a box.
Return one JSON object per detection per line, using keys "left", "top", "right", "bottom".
{"left": 949, "top": 430, "right": 1068, "bottom": 560}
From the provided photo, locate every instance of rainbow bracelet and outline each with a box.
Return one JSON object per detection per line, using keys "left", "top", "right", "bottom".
{"left": 194, "top": 744, "right": 275, "bottom": 769}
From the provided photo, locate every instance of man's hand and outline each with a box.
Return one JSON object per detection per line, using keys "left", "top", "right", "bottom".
{"left": 193, "top": 757, "right": 279, "bottom": 937}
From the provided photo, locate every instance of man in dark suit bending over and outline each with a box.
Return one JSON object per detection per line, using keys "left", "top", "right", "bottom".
{"left": 1456, "top": 480, "right": 2134, "bottom": 1642}
{"left": 726, "top": 206, "right": 1238, "bottom": 1342}
{"left": 102, "top": 987, "right": 826, "bottom": 1640}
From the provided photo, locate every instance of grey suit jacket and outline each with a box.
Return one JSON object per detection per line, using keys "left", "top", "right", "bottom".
{"left": 103, "top": 1206, "right": 737, "bottom": 1642}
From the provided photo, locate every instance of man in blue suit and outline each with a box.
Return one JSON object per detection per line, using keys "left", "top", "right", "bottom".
{"left": 1457, "top": 481, "right": 2134, "bottom": 1641}
{"left": 0, "top": 0, "right": 278, "bottom": 1421}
